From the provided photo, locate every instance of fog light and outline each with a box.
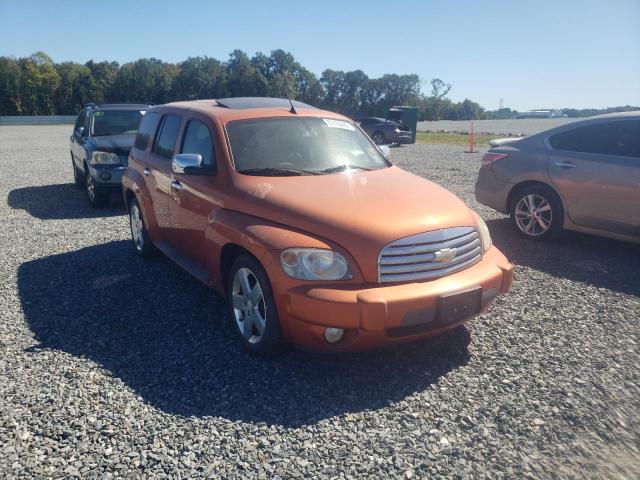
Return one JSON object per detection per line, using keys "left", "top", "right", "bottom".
{"left": 100, "top": 171, "right": 111, "bottom": 181}
{"left": 324, "top": 327, "right": 344, "bottom": 344}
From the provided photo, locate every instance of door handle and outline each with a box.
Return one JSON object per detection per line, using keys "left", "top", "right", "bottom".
{"left": 143, "top": 167, "right": 151, "bottom": 176}
{"left": 555, "top": 161, "right": 577, "bottom": 169}
{"left": 171, "top": 180, "right": 183, "bottom": 191}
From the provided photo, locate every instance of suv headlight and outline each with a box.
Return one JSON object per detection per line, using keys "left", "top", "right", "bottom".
{"left": 91, "top": 151, "right": 121, "bottom": 165}
{"left": 471, "top": 211, "right": 492, "bottom": 253}
{"left": 280, "top": 248, "right": 353, "bottom": 281}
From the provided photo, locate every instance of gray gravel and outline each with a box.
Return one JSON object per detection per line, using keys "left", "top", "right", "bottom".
{"left": 417, "top": 118, "right": 581, "bottom": 136}
{"left": 1, "top": 125, "right": 639, "bottom": 478}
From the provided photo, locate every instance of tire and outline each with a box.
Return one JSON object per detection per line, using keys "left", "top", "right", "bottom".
{"left": 72, "top": 156, "right": 83, "bottom": 188}
{"left": 85, "top": 169, "right": 108, "bottom": 208}
{"left": 371, "top": 131, "right": 385, "bottom": 145}
{"left": 128, "top": 197, "right": 158, "bottom": 258}
{"left": 510, "top": 185, "right": 563, "bottom": 241}
{"left": 226, "top": 255, "right": 284, "bottom": 355}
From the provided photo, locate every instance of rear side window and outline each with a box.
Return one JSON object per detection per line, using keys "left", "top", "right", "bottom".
{"left": 134, "top": 112, "right": 158, "bottom": 150}
{"left": 152, "top": 115, "right": 182, "bottom": 159}
{"left": 549, "top": 120, "right": 640, "bottom": 158}
{"left": 180, "top": 119, "right": 215, "bottom": 167}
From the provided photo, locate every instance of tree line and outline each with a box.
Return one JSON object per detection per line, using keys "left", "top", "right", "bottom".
{"left": 0, "top": 50, "right": 487, "bottom": 120}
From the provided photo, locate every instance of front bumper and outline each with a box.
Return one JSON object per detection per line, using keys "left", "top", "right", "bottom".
{"left": 395, "top": 131, "right": 413, "bottom": 144}
{"left": 89, "top": 165, "right": 127, "bottom": 188}
{"left": 274, "top": 247, "right": 513, "bottom": 351}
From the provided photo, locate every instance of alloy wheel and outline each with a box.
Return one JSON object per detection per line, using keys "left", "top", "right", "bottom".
{"left": 86, "top": 173, "right": 96, "bottom": 202}
{"left": 514, "top": 194, "right": 553, "bottom": 236}
{"left": 231, "top": 268, "right": 267, "bottom": 345}
{"left": 372, "top": 132, "right": 384, "bottom": 145}
{"left": 130, "top": 204, "right": 144, "bottom": 251}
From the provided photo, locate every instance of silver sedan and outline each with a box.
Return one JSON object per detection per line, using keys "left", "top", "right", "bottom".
{"left": 475, "top": 111, "right": 640, "bottom": 243}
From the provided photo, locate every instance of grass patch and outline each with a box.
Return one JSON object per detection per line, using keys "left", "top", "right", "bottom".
{"left": 415, "top": 131, "right": 499, "bottom": 147}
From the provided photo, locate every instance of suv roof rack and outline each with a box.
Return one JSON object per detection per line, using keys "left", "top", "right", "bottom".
{"left": 215, "top": 97, "right": 316, "bottom": 110}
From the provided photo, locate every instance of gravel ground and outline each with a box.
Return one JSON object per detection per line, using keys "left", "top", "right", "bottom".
{"left": 417, "top": 118, "right": 582, "bottom": 135}
{"left": 1, "top": 125, "right": 638, "bottom": 478}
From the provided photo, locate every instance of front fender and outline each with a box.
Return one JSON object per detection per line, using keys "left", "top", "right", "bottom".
{"left": 207, "top": 209, "right": 365, "bottom": 290}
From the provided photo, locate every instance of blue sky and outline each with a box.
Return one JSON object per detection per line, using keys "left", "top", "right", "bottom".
{"left": 1, "top": 0, "right": 638, "bottom": 110}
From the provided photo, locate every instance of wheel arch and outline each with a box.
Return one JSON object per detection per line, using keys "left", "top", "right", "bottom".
{"left": 506, "top": 180, "right": 566, "bottom": 213}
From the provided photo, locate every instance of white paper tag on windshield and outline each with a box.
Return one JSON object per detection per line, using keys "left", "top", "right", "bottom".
{"left": 323, "top": 118, "right": 354, "bottom": 131}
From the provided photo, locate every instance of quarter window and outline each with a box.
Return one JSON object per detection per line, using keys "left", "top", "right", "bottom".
{"left": 152, "top": 115, "right": 182, "bottom": 160}
{"left": 549, "top": 120, "right": 640, "bottom": 158}
{"left": 181, "top": 119, "right": 215, "bottom": 167}
{"left": 134, "top": 112, "right": 158, "bottom": 151}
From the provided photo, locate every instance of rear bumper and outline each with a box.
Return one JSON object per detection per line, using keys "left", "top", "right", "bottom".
{"left": 275, "top": 247, "right": 513, "bottom": 351}
{"left": 474, "top": 167, "right": 512, "bottom": 213}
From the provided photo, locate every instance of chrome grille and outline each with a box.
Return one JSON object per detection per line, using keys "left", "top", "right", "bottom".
{"left": 378, "top": 226, "right": 482, "bottom": 283}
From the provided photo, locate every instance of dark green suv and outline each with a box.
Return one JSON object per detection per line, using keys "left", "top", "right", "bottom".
{"left": 70, "top": 103, "right": 150, "bottom": 207}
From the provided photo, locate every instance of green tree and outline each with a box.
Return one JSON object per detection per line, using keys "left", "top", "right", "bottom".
{"left": 0, "top": 56, "right": 22, "bottom": 114}
{"left": 54, "top": 62, "right": 91, "bottom": 114}
{"left": 19, "top": 52, "right": 60, "bottom": 115}
{"left": 172, "top": 56, "right": 227, "bottom": 100}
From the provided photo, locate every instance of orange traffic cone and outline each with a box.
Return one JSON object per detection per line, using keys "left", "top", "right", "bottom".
{"left": 466, "top": 121, "right": 477, "bottom": 153}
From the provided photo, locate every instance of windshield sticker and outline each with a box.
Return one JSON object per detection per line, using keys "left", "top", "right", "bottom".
{"left": 94, "top": 111, "right": 104, "bottom": 117}
{"left": 323, "top": 118, "right": 355, "bottom": 131}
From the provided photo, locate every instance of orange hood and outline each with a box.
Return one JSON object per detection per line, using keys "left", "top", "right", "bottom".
{"left": 232, "top": 166, "right": 478, "bottom": 282}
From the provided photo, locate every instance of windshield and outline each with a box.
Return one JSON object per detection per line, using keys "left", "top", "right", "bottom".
{"left": 226, "top": 117, "right": 389, "bottom": 175}
{"left": 91, "top": 110, "right": 145, "bottom": 136}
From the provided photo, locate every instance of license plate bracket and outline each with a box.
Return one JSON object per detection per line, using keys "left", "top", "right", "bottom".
{"left": 436, "top": 287, "right": 482, "bottom": 325}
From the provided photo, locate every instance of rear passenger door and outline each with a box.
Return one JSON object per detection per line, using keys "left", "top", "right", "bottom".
{"left": 547, "top": 119, "right": 640, "bottom": 236}
{"left": 147, "top": 113, "right": 182, "bottom": 240}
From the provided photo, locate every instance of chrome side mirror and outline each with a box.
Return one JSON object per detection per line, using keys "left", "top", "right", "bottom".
{"left": 378, "top": 144, "right": 391, "bottom": 160}
{"left": 172, "top": 153, "right": 203, "bottom": 174}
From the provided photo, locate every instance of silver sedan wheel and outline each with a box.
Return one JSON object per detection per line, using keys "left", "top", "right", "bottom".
{"left": 232, "top": 268, "right": 267, "bottom": 345}
{"left": 515, "top": 194, "right": 553, "bottom": 236}
{"left": 372, "top": 132, "right": 385, "bottom": 145}
{"left": 129, "top": 204, "right": 144, "bottom": 251}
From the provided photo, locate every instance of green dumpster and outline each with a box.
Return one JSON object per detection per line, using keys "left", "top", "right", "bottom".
{"left": 387, "top": 106, "right": 418, "bottom": 144}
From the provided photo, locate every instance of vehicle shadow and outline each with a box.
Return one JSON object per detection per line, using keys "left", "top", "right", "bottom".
{"left": 18, "top": 240, "right": 470, "bottom": 427}
{"left": 486, "top": 217, "right": 640, "bottom": 297}
{"left": 7, "top": 183, "right": 124, "bottom": 220}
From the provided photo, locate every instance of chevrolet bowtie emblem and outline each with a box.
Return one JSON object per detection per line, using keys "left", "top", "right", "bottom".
{"left": 433, "top": 247, "right": 456, "bottom": 262}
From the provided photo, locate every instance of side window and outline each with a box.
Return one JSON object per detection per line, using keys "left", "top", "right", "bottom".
{"left": 134, "top": 112, "right": 159, "bottom": 151}
{"left": 74, "top": 109, "right": 85, "bottom": 131}
{"left": 82, "top": 109, "right": 91, "bottom": 132}
{"left": 550, "top": 120, "right": 640, "bottom": 158}
{"left": 180, "top": 119, "right": 215, "bottom": 167}
{"left": 152, "top": 115, "right": 182, "bottom": 160}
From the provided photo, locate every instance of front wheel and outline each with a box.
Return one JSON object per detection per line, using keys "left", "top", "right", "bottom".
{"left": 510, "top": 185, "right": 563, "bottom": 240}
{"left": 85, "top": 170, "right": 108, "bottom": 208}
{"left": 226, "top": 255, "right": 283, "bottom": 355}
{"left": 371, "top": 131, "right": 385, "bottom": 145}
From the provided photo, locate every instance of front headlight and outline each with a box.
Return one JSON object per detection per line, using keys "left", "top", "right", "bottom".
{"left": 280, "top": 248, "right": 353, "bottom": 281}
{"left": 91, "top": 151, "right": 121, "bottom": 165}
{"left": 472, "top": 211, "right": 492, "bottom": 253}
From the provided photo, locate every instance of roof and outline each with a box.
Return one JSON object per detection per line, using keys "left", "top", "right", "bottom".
{"left": 215, "top": 97, "right": 316, "bottom": 110}
{"left": 159, "top": 98, "right": 346, "bottom": 124}
{"left": 86, "top": 103, "right": 151, "bottom": 110}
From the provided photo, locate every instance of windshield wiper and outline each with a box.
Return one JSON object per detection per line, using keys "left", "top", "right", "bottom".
{"left": 238, "top": 167, "right": 319, "bottom": 176}
{"left": 319, "top": 164, "right": 372, "bottom": 174}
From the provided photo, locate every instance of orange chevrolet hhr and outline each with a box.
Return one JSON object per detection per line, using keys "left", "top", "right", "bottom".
{"left": 122, "top": 97, "right": 513, "bottom": 353}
